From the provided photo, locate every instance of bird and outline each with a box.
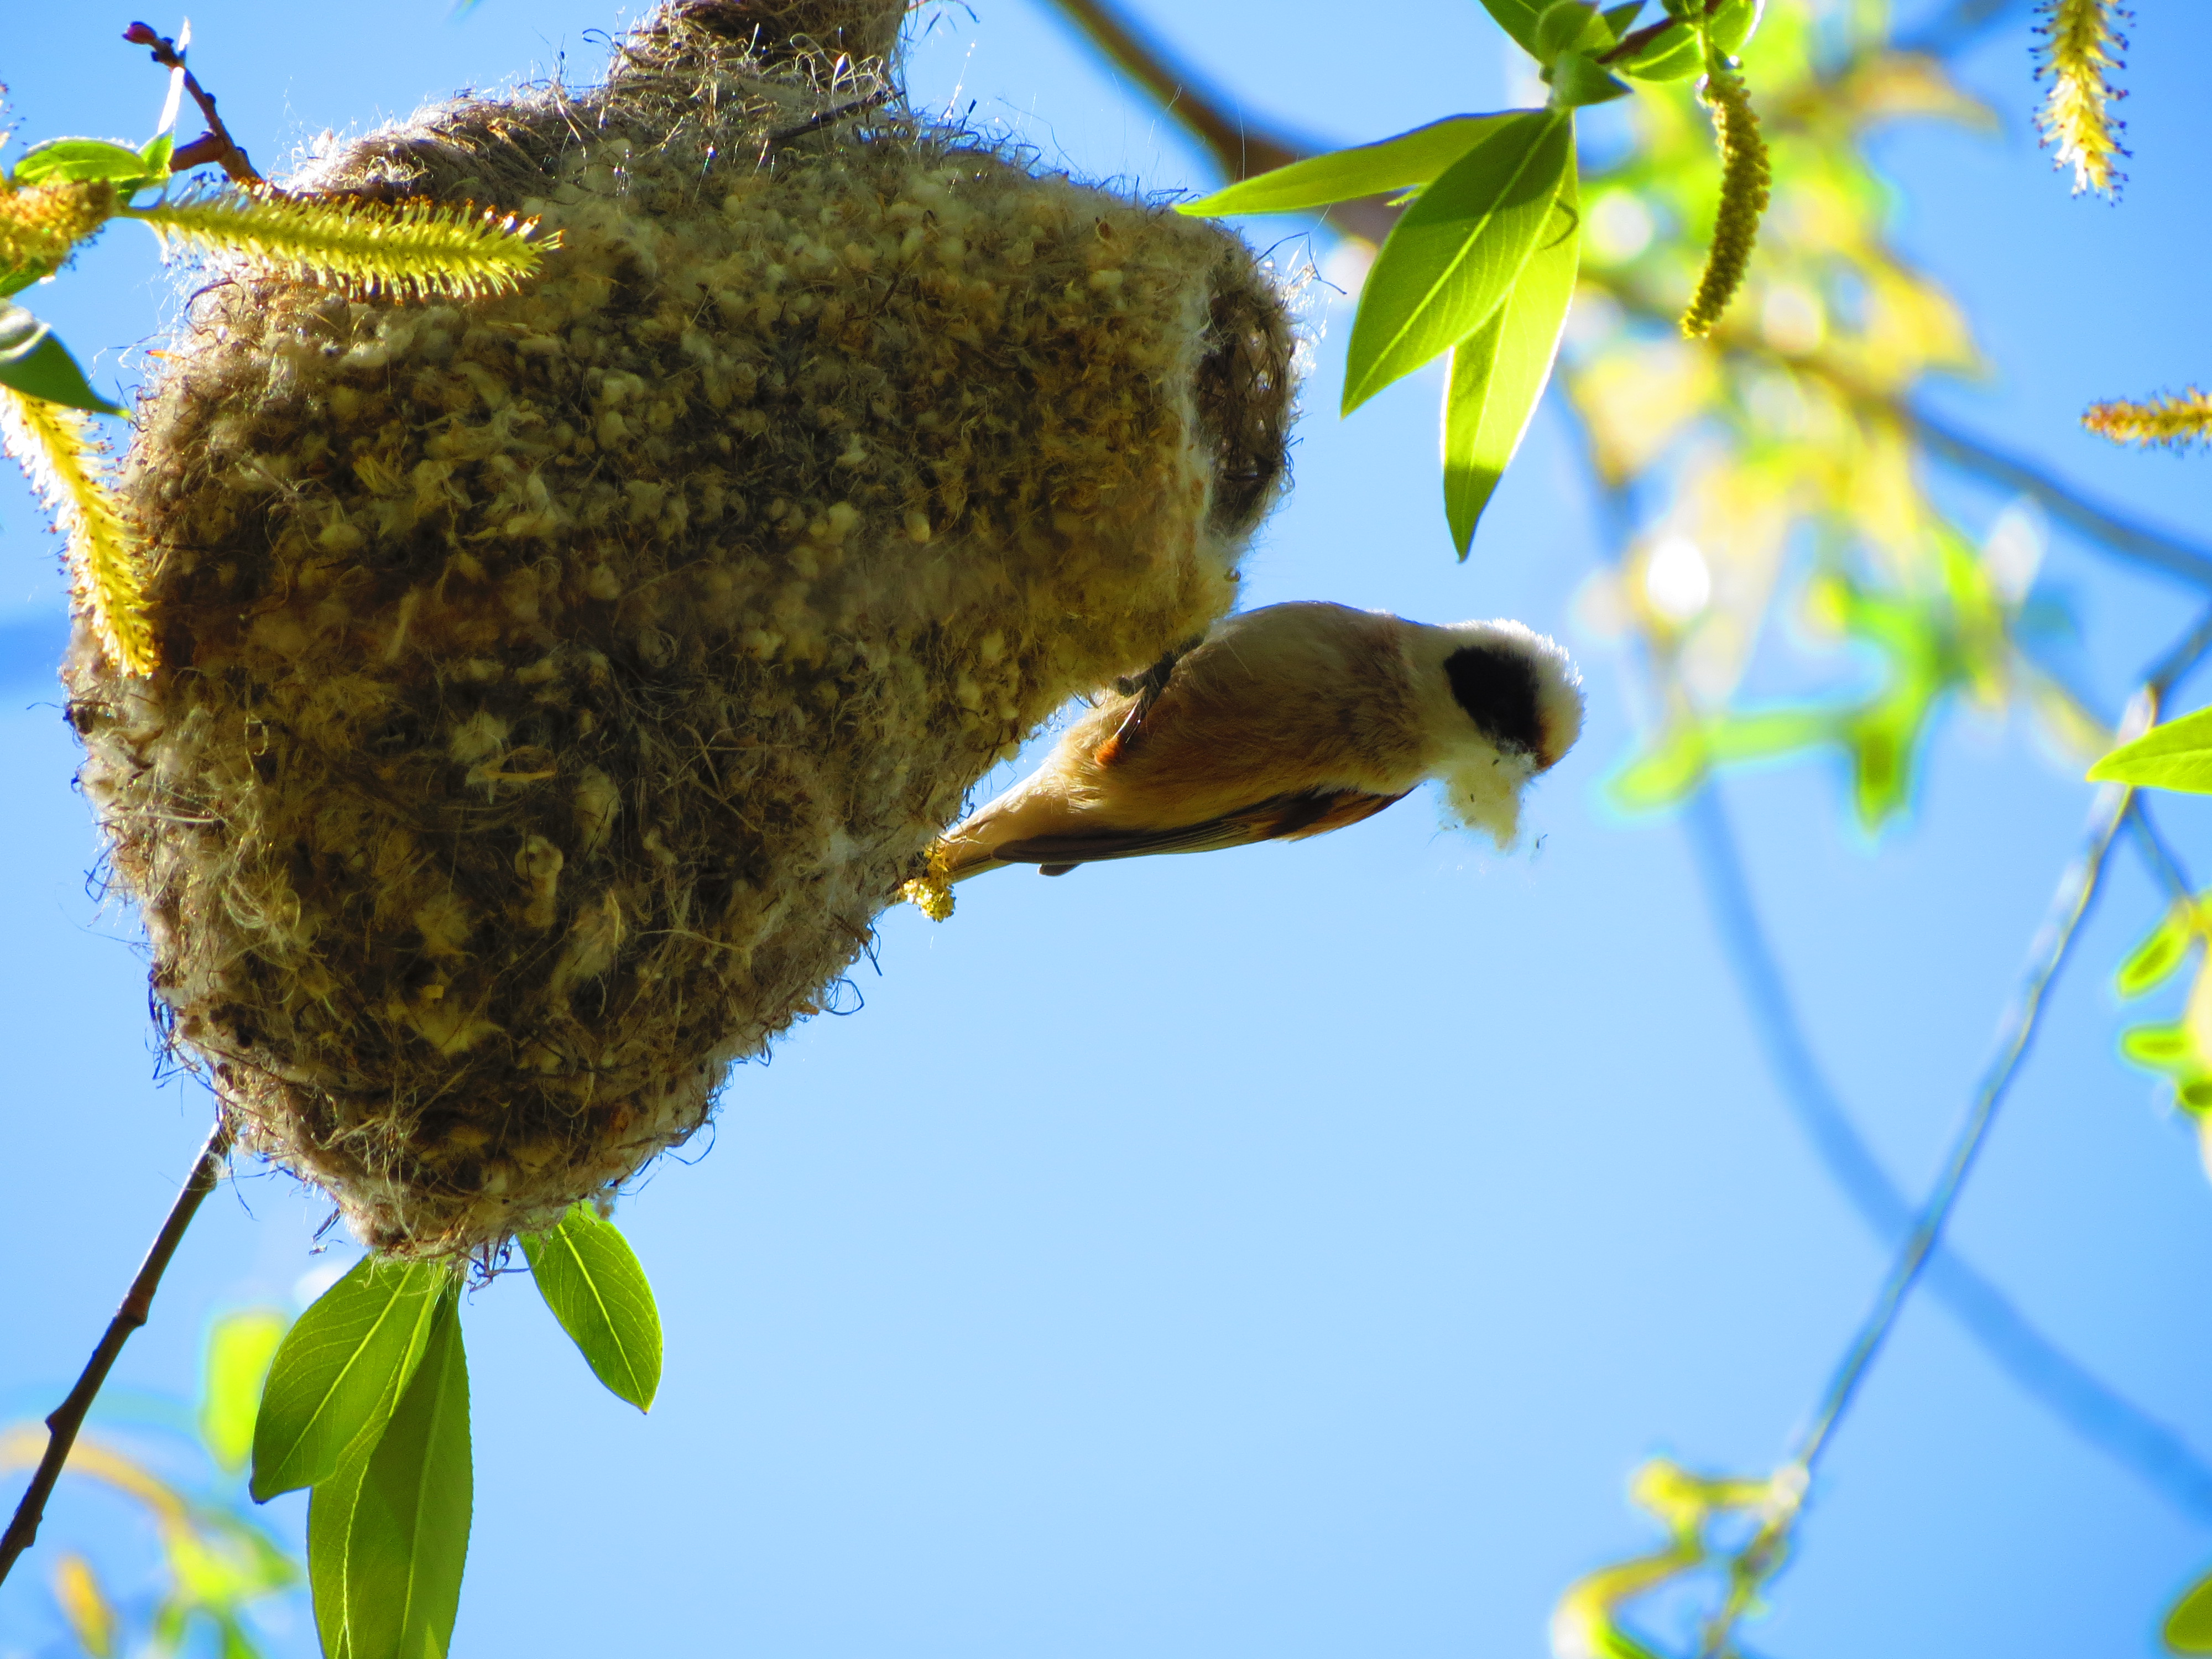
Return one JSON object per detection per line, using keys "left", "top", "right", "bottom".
{"left": 919, "top": 600, "right": 1583, "bottom": 893}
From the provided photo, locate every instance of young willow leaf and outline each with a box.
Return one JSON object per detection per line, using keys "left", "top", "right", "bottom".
{"left": 1547, "top": 51, "right": 1632, "bottom": 107}
{"left": 1177, "top": 115, "right": 1516, "bottom": 218}
{"left": 0, "top": 307, "right": 126, "bottom": 415}
{"left": 1442, "top": 168, "right": 1580, "bottom": 556}
{"left": 11, "top": 137, "right": 165, "bottom": 189}
{"left": 2088, "top": 707, "right": 2212, "bottom": 794}
{"left": 1343, "top": 111, "right": 1572, "bottom": 414}
{"left": 2171, "top": 1564, "right": 2212, "bottom": 1652}
{"left": 251, "top": 1257, "right": 448, "bottom": 1502}
{"left": 201, "top": 1308, "right": 293, "bottom": 1476}
{"left": 1615, "top": 24, "right": 1703, "bottom": 81}
{"left": 2117, "top": 902, "right": 2200, "bottom": 998}
{"left": 521, "top": 1204, "right": 664, "bottom": 1412}
{"left": 2120, "top": 1023, "right": 2195, "bottom": 1070}
{"left": 1477, "top": 0, "right": 1546, "bottom": 55}
{"left": 307, "top": 1291, "right": 472, "bottom": 1659}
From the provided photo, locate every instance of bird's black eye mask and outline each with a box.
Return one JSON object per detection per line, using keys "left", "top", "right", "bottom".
{"left": 1444, "top": 643, "right": 1543, "bottom": 755}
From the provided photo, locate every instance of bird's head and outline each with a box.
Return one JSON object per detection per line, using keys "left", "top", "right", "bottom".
{"left": 1424, "top": 620, "right": 1584, "bottom": 847}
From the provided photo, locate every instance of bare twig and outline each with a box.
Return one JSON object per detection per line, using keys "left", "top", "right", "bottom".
{"left": 0, "top": 1116, "right": 234, "bottom": 1585}
{"left": 1693, "top": 607, "right": 2212, "bottom": 1657}
{"left": 123, "top": 23, "right": 260, "bottom": 185}
{"left": 762, "top": 86, "right": 895, "bottom": 152}
{"left": 1681, "top": 782, "right": 2212, "bottom": 1520}
{"left": 1037, "top": 0, "right": 1399, "bottom": 243}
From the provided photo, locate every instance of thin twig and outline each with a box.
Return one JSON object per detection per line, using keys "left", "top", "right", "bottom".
{"left": 1694, "top": 606, "right": 2212, "bottom": 1657}
{"left": 0, "top": 1115, "right": 234, "bottom": 1585}
{"left": 1681, "top": 782, "right": 2212, "bottom": 1519}
{"left": 2128, "top": 796, "right": 2195, "bottom": 905}
{"left": 761, "top": 87, "right": 895, "bottom": 152}
{"left": 1037, "top": 0, "right": 1399, "bottom": 243}
{"left": 123, "top": 23, "right": 260, "bottom": 185}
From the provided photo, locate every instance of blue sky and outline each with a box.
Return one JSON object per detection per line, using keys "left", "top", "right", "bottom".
{"left": 6, "top": 1, "right": 2212, "bottom": 1655}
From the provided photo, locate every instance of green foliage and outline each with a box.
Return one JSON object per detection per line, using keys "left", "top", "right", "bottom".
{"left": 251, "top": 1257, "right": 447, "bottom": 1501}
{"left": 2116, "top": 900, "right": 2201, "bottom": 998}
{"left": 3, "top": 1307, "right": 303, "bottom": 1657}
{"left": 1176, "top": 115, "right": 1514, "bottom": 217}
{"left": 0, "top": 304, "right": 123, "bottom": 416}
{"left": 307, "top": 1289, "right": 472, "bottom": 1659}
{"left": 12, "top": 135, "right": 173, "bottom": 193}
{"left": 202, "top": 1308, "right": 290, "bottom": 1476}
{"left": 2168, "top": 1563, "right": 2212, "bottom": 1653}
{"left": 1342, "top": 110, "right": 1572, "bottom": 414}
{"left": 2090, "top": 708, "right": 2212, "bottom": 793}
{"left": 521, "top": 1204, "right": 665, "bottom": 1412}
{"left": 1442, "top": 170, "right": 1580, "bottom": 555}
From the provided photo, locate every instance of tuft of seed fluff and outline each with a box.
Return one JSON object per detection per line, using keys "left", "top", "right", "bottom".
{"left": 2034, "top": 0, "right": 2129, "bottom": 199}
{"left": 65, "top": 0, "right": 1297, "bottom": 1261}
{"left": 1679, "top": 59, "right": 1771, "bottom": 340}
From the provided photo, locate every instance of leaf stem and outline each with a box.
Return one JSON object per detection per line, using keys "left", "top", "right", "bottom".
{"left": 0, "top": 1115, "right": 233, "bottom": 1585}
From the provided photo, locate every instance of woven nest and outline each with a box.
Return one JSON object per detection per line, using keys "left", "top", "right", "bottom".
{"left": 66, "top": 0, "right": 1296, "bottom": 1259}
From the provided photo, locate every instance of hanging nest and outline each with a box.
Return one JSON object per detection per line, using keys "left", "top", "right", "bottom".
{"left": 65, "top": 0, "right": 1296, "bottom": 1259}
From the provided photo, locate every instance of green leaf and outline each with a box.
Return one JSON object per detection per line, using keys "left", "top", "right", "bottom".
{"left": 1708, "top": 0, "right": 1764, "bottom": 58}
{"left": 521, "top": 1204, "right": 664, "bottom": 1412}
{"left": 307, "top": 1291, "right": 471, "bottom": 1659}
{"left": 2089, "top": 707, "right": 2212, "bottom": 794}
{"left": 1343, "top": 110, "right": 1572, "bottom": 414}
{"left": 1599, "top": 1, "right": 1644, "bottom": 32}
{"left": 250, "top": 1257, "right": 448, "bottom": 1502}
{"left": 1534, "top": 1, "right": 1606, "bottom": 60}
{"left": 1614, "top": 21, "right": 1702, "bottom": 80}
{"left": 139, "top": 133, "right": 176, "bottom": 183}
{"left": 2117, "top": 903, "right": 2200, "bottom": 998}
{"left": 1442, "top": 166, "right": 1580, "bottom": 555}
{"left": 1547, "top": 50, "right": 1632, "bottom": 107}
{"left": 0, "top": 306, "right": 127, "bottom": 415}
{"left": 2120, "top": 1022, "right": 2196, "bottom": 1071}
{"left": 1177, "top": 114, "right": 1516, "bottom": 218}
{"left": 12, "top": 137, "right": 162, "bottom": 189}
{"left": 2167, "top": 1563, "right": 2212, "bottom": 1652}
{"left": 1477, "top": 0, "right": 1546, "bottom": 55}
{"left": 201, "top": 1308, "right": 292, "bottom": 1475}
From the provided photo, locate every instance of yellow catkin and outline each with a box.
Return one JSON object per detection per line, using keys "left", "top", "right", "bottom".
{"left": 0, "top": 387, "right": 157, "bottom": 674}
{"left": 2035, "top": 0, "right": 2128, "bottom": 197}
{"left": 2084, "top": 388, "right": 2212, "bottom": 448}
{"left": 1679, "top": 61, "right": 1771, "bottom": 339}
{"left": 0, "top": 179, "right": 118, "bottom": 281}
{"left": 124, "top": 191, "right": 549, "bottom": 301}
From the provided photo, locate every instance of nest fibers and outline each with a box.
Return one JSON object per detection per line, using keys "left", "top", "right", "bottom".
{"left": 65, "top": 0, "right": 1296, "bottom": 1259}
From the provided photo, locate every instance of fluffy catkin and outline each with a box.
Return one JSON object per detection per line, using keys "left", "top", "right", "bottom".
{"left": 66, "top": 0, "right": 1296, "bottom": 1259}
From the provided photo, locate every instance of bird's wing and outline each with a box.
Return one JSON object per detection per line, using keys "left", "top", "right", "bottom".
{"left": 988, "top": 786, "right": 1410, "bottom": 869}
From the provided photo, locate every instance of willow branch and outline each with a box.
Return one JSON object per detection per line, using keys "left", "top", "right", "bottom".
{"left": 0, "top": 1116, "right": 234, "bottom": 1585}
{"left": 123, "top": 23, "right": 260, "bottom": 185}
{"left": 1694, "top": 608, "right": 2212, "bottom": 1657}
{"left": 1036, "top": 0, "right": 1400, "bottom": 243}
{"left": 1038, "top": 0, "right": 2212, "bottom": 593}
{"left": 1681, "top": 782, "right": 2212, "bottom": 1520}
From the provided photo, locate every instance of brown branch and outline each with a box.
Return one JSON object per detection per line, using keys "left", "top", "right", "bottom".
{"left": 0, "top": 1115, "right": 234, "bottom": 1585}
{"left": 1037, "top": 0, "right": 1400, "bottom": 244}
{"left": 123, "top": 23, "right": 261, "bottom": 186}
